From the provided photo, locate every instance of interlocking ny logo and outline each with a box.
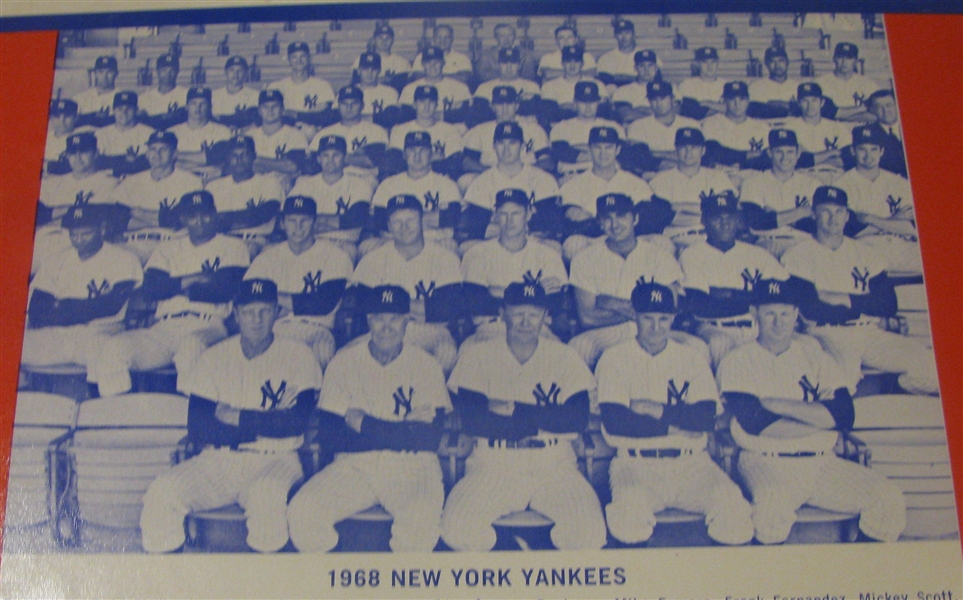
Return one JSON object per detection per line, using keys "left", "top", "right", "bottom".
{"left": 794, "top": 195, "right": 810, "bottom": 208}
{"left": 274, "top": 144, "right": 288, "bottom": 159}
{"left": 127, "top": 145, "right": 142, "bottom": 156}
{"left": 442, "top": 97, "right": 454, "bottom": 112}
{"left": 86, "top": 279, "right": 110, "bottom": 298}
{"left": 698, "top": 189, "right": 717, "bottom": 203}
{"left": 372, "top": 99, "right": 384, "bottom": 113}
{"left": 352, "top": 136, "right": 368, "bottom": 152}
{"left": 524, "top": 138, "right": 534, "bottom": 153}
{"left": 667, "top": 379, "right": 689, "bottom": 406}
{"left": 260, "top": 379, "right": 288, "bottom": 409}
{"left": 433, "top": 140, "right": 446, "bottom": 156}
{"left": 823, "top": 136, "right": 839, "bottom": 150}
{"left": 853, "top": 91, "right": 866, "bottom": 106}
{"left": 159, "top": 197, "right": 177, "bottom": 210}
{"left": 522, "top": 269, "right": 542, "bottom": 286}
{"left": 423, "top": 191, "right": 440, "bottom": 212}
{"left": 886, "top": 195, "right": 902, "bottom": 216}
{"left": 304, "top": 94, "right": 319, "bottom": 110}
{"left": 741, "top": 268, "right": 762, "bottom": 291}
{"left": 851, "top": 266, "right": 870, "bottom": 292}
{"left": 749, "top": 137, "right": 764, "bottom": 152}
{"left": 414, "top": 280, "right": 436, "bottom": 300}
{"left": 798, "top": 375, "right": 820, "bottom": 403}
{"left": 393, "top": 386, "right": 414, "bottom": 417}
{"left": 335, "top": 197, "right": 351, "bottom": 215}
{"left": 201, "top": 257, "right": 220, "bottom": 273}
{"left": 74, "top": 190, "right": 94, "bottom": 206}
{"left": 533, "top": 382, "right": 561, "bottom": 406}
{"left": 167, "top": 101, "right": 180, "bottom": 113}
{"left": 302, "top": 270, "right": 323, "bottom": 293}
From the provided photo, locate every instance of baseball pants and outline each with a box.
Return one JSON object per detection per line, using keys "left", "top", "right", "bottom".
{"left": 287, "top": 451, "right": 444, "bottom": 553}
{"left": 569, "top": 322, "right": 711, "bottom": 369}
{"left": 274, "top": 316, "right": 337, "bottom": 369}
{"left": 606, "top": 451, "right": 753, "bottom": 545}
{"left": 140, "top": 448, "right": 303, "bottom": 553}
{"left": 441, "top": 443, "right": 607, "bottom": 552}
{"left": 21, "top": 323, "right": 120, "bottom": 369}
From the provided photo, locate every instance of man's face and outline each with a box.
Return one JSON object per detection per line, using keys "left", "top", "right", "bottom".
{"left": 799, "top": 95, "right": 824, "bottom": 119}
{"left": 67, "top": 149, "right": 97, "bottom": 174}
{"left": 258, "top": 100, "right": 283, "bottom": 124}
{"left": 615, "top": 29, "right": 635, "bottom": 51}
{"left": 754, "top": 303, "right": 799, "bottom": 345}
{"left": 146, "top": 142, "right": 176, "bottom": 169}
{"left": 93, "top": 67, "right": 117, "bottom": 89}
{"left": 635, "top": 312, "right": 673, "bottom": 349}
{"left": 182, "top": 209, "right": 218, "bottom": 238}
{"left": 555, "top": 29, "right": 577, "bottom": 50}
{"left": 704, "top": 211, "right": 740, "bottom": 244}
{"left": 338, "top": 97, "right": 363, "bottom": 121}
{"left": 494, "top": 138, "right": 522, "bottom": 165}
{"left": 770, "top": 145, "right": 800, "bottom": 174}
{"left": 724, "top": 95, "right": 749, "bottom": 119}
{"left": 434, "top": 27, "right": 454, "bottom": 52}
{"left": 113, "top": 104, "right": 136, "bottom": 127}
{"left": 600, "top": 210, "right": 637, "bottom": 243}
{"left": 424, "top": 59, "right": 445, "bottom": 79}
{"left": 186, "top": 97, "right": 210, "bottom": 123}
{"left": 374, "top": 33, "right": 394, "bottom": 54}
{"left": 494, "top": 201, "right": 529, "bottom": 238}
{"left": 494, "top": 26, "right": 515, "bottom": 48}
{"left": 699, "top": 58, "right": 719, "bottom": 78}
{"left": 635, "top": 60, "right": 658, "bottom": 82}
{"left": 854, "top": 143, "right": 884, "bottom": 170}
{"left": 649, "top": 94, "right": 674, "bottom": 117}
{"left": 562, "top": 59, "right": 582, "bottom": 78}
{"left": 869, "top": 95, "right": 898, "bottom": 125}
{"left": 498, "top": 60, "right": 520, "bottom": 79}
{"left": 368, "top": 312, "right": 409, "bottom": 352}
{"left": 766, "top": 56, "right": 788, "bottom": 79}
{"left": 156, "top": 65, "right": 178, "bottom": 88}
{"left": 288, "top": 50, "right": 310, "bottom": 72}
{"left": 404, "top": 145, "right": 432, "bottom": 172}
{"left": 227, "top": 146, "right": 255, "bottom": 176}
{"left": 589, "top": 141, "right": 620, "bottom": 170}
{"left": 492, "top": 101, "right": 518, "bottom": 122}
{"left": 282, "top": 213, "right": 316, "bottom": 245}
{"left": 503, "top": 304, "right": 547, "bottom": 341}
{"left": 414, "top": 97, "right": 437, "bottom": 120}
{"left": 387, "top": 208, "right": 423, "bottom": 246}
{"left": 358, "top": 66, "right": 380, "bottom": 86}
{"left": 225, "top": 64, "right": 247, "bottom": 88}
{"left": 813, "top": 203, "right": 850, "bottom": 237}
{"left": 318, "top": 148, "right": 345, "bottom": 175}
{"left": 68, "top": 224, "right": 104, "bottom": 255}
{"left": 575, "top": 100, "right": 598, "bottom": 119}
{"left": 676, "top": 143, "right": 705, "bottom": 168}
{"left": 235, "top": 301, "right": 278, "bottom": 347}
{"left": 834, "top": 55, "right": 857, "bottom": 75}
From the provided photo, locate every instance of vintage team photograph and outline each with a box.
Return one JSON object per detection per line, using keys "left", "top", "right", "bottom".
{"left": 4, "top": 5, "right": 956, "bottom": 560}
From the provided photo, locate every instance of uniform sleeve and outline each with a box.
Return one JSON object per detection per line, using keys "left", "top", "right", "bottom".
{"left": 716, "top": 348, "right": 756, "bottom": 396}
{"left": 292, "top": 344, "right": 325, "bottom": 396}
{"left": 318, "top": 354, "right": 354, "bottom": 416}
{"left": 548, "top": 120, "right": 569, "bottom": 144}
{"left": 711, "top": 169, "right": 737, "bottom": 194}
{"left": 446, "top": 343, "right": 488, "bottom": 395}
{"left": 529, "top": 123, "right": 550, "bottom": 154}
{"left": 538, "top": 243, "right": 569, "bottom": 285}
{"left": 369, "top": 124, "right": 390, "bottom": 146}
{"left": 349, "top": 176, "right": 373, "bottom": 202}
{"left": 460, "top": 245, "right": 489, "bottom": 286}
{"left": 326, "top": 244, "right": 355, "bottom": 281}
{"left": 285, "top": 129, "right": 308, "bottom": 152}
{"left": 653, "top": 247, "right": 685, "bottom": 285}
{"left": 120, "top": 250, "right": 145, "bottom": 286}
{"left": 462, "top": 125, "right": 484, "bottom": 153}
{"left": 243, "top": 250, "right": 274, "bottom": 282}
{"left": 595, "top": 347, "right": 631, "bottom": 407}
{"left": 414, "top": 353, "right": 452, "bottom": 411}
{"left": 560, "top": 346, "right": 596, "bottom": 396}
{"left": 398, "top": 84, "right": 416, "bottom": 106}
{"left": 568, "top": 251, "right": 597, "bottom": 294}
{"left": 780, "top": 245, "right": 814, "bottom": 283}
{"left": 222, "top": 237, "right": 252, "bottom": 268}
{"left": 388, "top": 125, "right": 406, "bottom": 150}
{"left": 371, "top": 179, "right": 392, "bottom": 207}
{"left": 533, "top": 170, "right": 561, "bottom": 202}
{"left": 463, "top": 174, "right": 492, "bottom": 209}
{"left": 434, "top": 248, "right": 463, "bottom": 287}
{"left": 181, "top": 348, "right": 221, "bottom": 401}
{"left": 685, "top": 348, "right": 722, "bottom": 410}
{"left": 760, "top": 250, "right": 790, "bottom": 280}
{"left": 263, "top": 177, "right": 285, "bottom": 202}
{"left": 144, "top": 241, "right": 173, "bottom": 273}
{"left": 439, "top": 175, "right": 463, "bottom": 204}
{"left": 442, "top": 126, "right": 464, "bottom": 155}
{"left": 679, "top": 247, "right": 710, "bottom": 292}
{"left": 350, "top": 253, "right": 382, "bottom": 287}
{"left": 648, "top": 171, "right": 672, "bottom": 201}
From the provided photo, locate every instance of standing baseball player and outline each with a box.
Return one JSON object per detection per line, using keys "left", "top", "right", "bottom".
{"left": 784, "top": 83, "right": 851, "bottom": 165}
{"left": 717, "top": 277, "right": 905, "bottom": 544}
{"left": 138, "top": 54, "right": 190, "bottom": 122}
{"left": 140, "top": 278, "right": 323, "bottom": 553}
{"left": 266, "top": 42, "right": 335, "bottom": 120}
{"left": 597, "top": 19, "right": 641, "bottom": 89}
{"left": 748, "top": 47, "right": 800, "bottom": 107}
{"left": 539, "top": 46, "right": 609, "bottom": 109}
{"left": 472, "top": 48, "right": 541, "bottom": 105}
{"left": 411, "top": 24, "right": 473, "bottom": 84}
{"left": 352, "top": 52, "right": 400, "bottom": 120}
{"left": 286, "top": 285, "right": 450, "bottom": 552}
{"left": 388, "top": 85, "right": 465, "bottom": 169}
{"left": 247, "top": 89, "right": 308, "bottom": 179}
{"left": 310, "top": 85, "right": 389, "bottom": 189}
{"left": 93, "top": 92, "right": 155, "bottom": 172}
{"left": 72, "top": 56, "right": 120, "bottom": 123}
{"left": 400, "top": 47, "right": 471, "bottom": 115}
{"left": 537, "top": 24, "right": 597, "bottom": 82}
{"left": 611, "top": 50, "right": 662, "bottom": 124}
{"left": 462, "top": 86, "right": 551, "bottom": 179}
{"left": 211, "top": 56, "right": 261, "bottom": 127}
{"left": 597, "top": 281, "right": 753, "bottom": 546}
{"left": 442, "top": 281, "right": 607, "bottom": 551}
{"left": 549, "top": 81, "right": 624, "bottom": 180}
{"left": 678, "top": 47, "right": 727, "bottom": 113}
{"left": 245, "top": 195, "right": 352, "bottom": 370}
{"left": 350, "top": 24, "right": 411, "bottom": 88}
{"left": 625, "top": 81, "right": 701, "bottom": 163}
{"left": 815, "top": 42, "right": 879, "bottom": 120}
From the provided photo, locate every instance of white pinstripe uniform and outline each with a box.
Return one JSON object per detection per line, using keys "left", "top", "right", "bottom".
{"left": 372, "top": 170, "right": 462, "bottom": 244}
{"left": 138, "top": 86, "right": 189, "bottom": 117}
{"left": 649, "top": 166, "right": 735, "bottom": 248}
{"left": 167, "top": 121, "right": 231, "bottom": 154}
{"left": 140, "top": 336, "right": 323, "bottom": 553}
{"left": 310, "top": 121, "right": 389, "bottom": 185}
{"left": 784, "top": 117, "right": 852, "bottom": 154}
{"left": 266, "top": 77, "right": 336, "bottom": 112}
{"left": 400, "top": 78, "right": 471, "bottom": 112}
{"left": 717, "top": 340, "right": 906, "bottom": 544}
{"left": 94, "top": 123, "right": 155, "bottom": 157}
{"left": 701, "top": 114, "right": 771, "bottom": 152}
{"left": 206, "top": 173, "right": 285, "bottom": 253}
{"left": 739, "top": 169, "right": 819, "bottom": 258}
{"left": 678, "top": 77, "right": 727, "bottom": 103}
{"left": 289, "top": 170, "right": 373, "bottom": 247}
{"left": 389, "top": 120, "right": 464, "bottom": 159}
{"left": 462, "top": 117, "right": 550, "bottom": 169}
{"left": 441, "top": 337, "right": 607, "bottom": 551}
{"left": 596, "top": 339, "right": 753, "bottom": 545}
{"left": 626, "top": 115, "right": 701, "bottom": 152}
{"left": 287, "top": 341, "right": 451, "bottom": 552}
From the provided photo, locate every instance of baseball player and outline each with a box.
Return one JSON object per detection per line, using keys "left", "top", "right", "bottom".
{"left": 781, "top": 186, "right": 937, "bottom": 395}
{"left": 93, "top": 91, "right": 155, "bottom": 172}
{"left": 701, "top": 81, "right": 771, "bottom": 164}
{"left": 247, "top": 89, "right": 308, "bottom": 178}
{"left": 411, "top": 24, "right": 473, "bottom": 84}
{"left": 597, "top": 19, "right": 642, "bottom": 89}
{"left": 266, "top": 42, "right": 336, "bottom": 118}
{"left": 611, "top": 50, "right": 661, "bottom": 123}
{"left": 625, "top": 81, "right": 701, "bottom": 162}
{"left": 833, "top": 125, "right": 920, "bottom": 273}
{"left": 441, "top": 281, "right": 607, "bottom": 551}
{"left": 680, "top": 191, "right": 789, "bottom": 369}
{"left": 842, "top": 90, "right": 905, "bottom": 177}
{"left": 537, "top": 24, "right": 597, "bottom": 82}
{"left": 45, "top": 99, "right": 92, "bottom": 174}
{"left": 138, "top": 54, "right": 189, "bottom": 121}
{"left": 717, "top": 277, "right": 906, "bottom": 544}
{"left": 309, "top": 85, "right": 389, "bottom": 188}
{"left": 350, "top": 24, "right": 411, "bottom": 88}
{"left": 472, "top": 48, "right": 541, "bottom": 104}
{"left": 38, "top": 132, "right": 118, "bottom": 224}
{"left": 400, "top": 47, "right": 471, "bottom": 115}
{"left": 549, "top": 81, "right": 624, "bottom": 180}
{"left": 286, "top": 285, "right": 450, "bottom": 552}
{"left": 815, "top": 42, "right": 880, "bottom": 119}
{"left": 21, "top": 205, "right": 142, "bottom": 371}
{"left": 245, "top": 195, "right": 352, "bottom": 369}
{"left": 167, "top": 87, "right": 232, "bottom": 163}
{"left": 352, "top": 52, "right": 400, "bottom": 120}
{"left": 211, "top": 56, "right": 261, "bottom": 126}
{"left": 474, "top": 23, "right": 538, "bottom": 84}
{"left": 140, "top": 278, "right": 323, "bottom": 553}
{"left": 597, "top": 281, "right": 753, "bottom": 545}
{"left": 678, "top": 47, "right": 727, "bottom": 112}
{"left": 71, "top": 55, "right": 119, "bottom": 122}
{"left": 748, "top": 47, "right": 800, "bottom": 106}
{"left": 539, "top": 46, "right": 610, "bottom": 109}
{"left": 784, "top": 83, "right": 851, "bottom": 164}
{"left": 88, "top": 191, "right": 249, "bottom": 397}
{"left": 351, "top": 194, "right": 462, "bottom": 374}
{"left": 462, "top": 86, "right": 551, "bottom": 175}
{"left": 388, "top": 85, "right": 465, "bottom": 166}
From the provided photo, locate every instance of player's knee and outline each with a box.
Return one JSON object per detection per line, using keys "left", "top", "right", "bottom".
{"left": 605, "top": 502, "right": 655, "bottom": 544}
{"left": 286, "top": 492, "right": 339, "bottom": 552}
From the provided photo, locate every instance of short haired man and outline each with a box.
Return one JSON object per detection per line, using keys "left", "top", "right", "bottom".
{"left": 537, "top": 24, "right": 597, "bottom": 82}
{"left": 139, "top": 54, "right": 190, "bottom": 119}
{"left": 549, "top": 81, "right": 625, "bottom": 180}
{"left": 475, "top": 23, "right": 537, "bottom": 83}
{"left": 597, "top": 18, "right": 641, "bottom": 88}
{"left": 94, "top": 92, "right": 155, "bottom": 170}
{"left": 473, "top": 47, "right": 541, "bottom": 104}
{"left": 400, "top": 47, "right": 471, "bottom": 114}
{"left": 842, "top": 89, "right": 905, "bottom": 177}
{"left": 352, "top": 52, "right": 400, "bottom": 119}
{"left": 462, "top": 86, "right": 551, "bottom": 175}
{"left": 388, "top": 85, "right": 465, "bottom": 165}
{"left": 701, "top": 81, "right": 771, "bottom": 165}
{"left": 626, "top": 81, "right": 701, "bottom": 162}
{"left": 678, "top": 46, "right": 727, "bottom": 113}
{"left": 247, "top": 89, "right": 308, "bottom": 177}
{"left": 411, "top": 24, "right": 473, "bottom": 84}
{"left": 168, "top": 86, "right": 231, "bottom": 161}
{"left": 611, "top": 50, "right": 662, "bottom": 123}
{"left": 72, "top": 55, "right": 120, "bottom": 121}
{"left": 38, "top": 132, "right": 118, "bottom": 225}
{"left": 785, "top": 82, "right": 851, "bottom": 166}
{"left": 748, "top": 47, "right": 800, "bottom": 106}
{"left": 266, "top": 41, "right": 336, "bottom": 117}
{"left": 351, "top": 24, "right": 411, "bottom": 87}
{"left": 310, "top": 85, "right": 389, "bottom": 189}
{"left": 211, "top": 55, "right": 261, "bottom": 126}
{"left": 44, "top": 99, "right": 88, "bottom": 171}
{"left": 815, "top": 42, "right": 879, "bottom": 119}
{"left": 539, "top": 46, "right": 609, "bottom": 109}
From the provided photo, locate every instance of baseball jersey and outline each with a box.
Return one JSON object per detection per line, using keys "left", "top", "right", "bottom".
{"left": 463, "top": 164, "right": 559, "bottom": 210}
{"left": 701, "top": 114, "right": 771, "bottom": 152}
{"left": 44, "top": 127, "right": 84, "bottom": 163}
{"left": 309, "top": 121, "right": 389, "bottom": 155}
{"left": 748, "top": 77, "right": 801, "bottom": 103}
{"left": 570, "top": 238, "right": 683, "bottom": 299}
{"left": 72, "top": 87, "right": 117, "bottom": 116}
{"left": 289, "top": 172, "right": 372, "bottom": 216}
{"left": 39, "top": 171, "right": 118, "bottom": 208}
{"left": 183, "top": 336, "right": 324, "bottom": 452}
{"left": 739, "top": 170, "right": 821, "bottom": 213}
{"left": 649, "top": 167, "right": 736, "bottom": 207}
{"left": 266, "top": 76, "right": 336, "bottom": 112}
{"left": 678, "top": 77, "right": 728, "bottom": 103}
{"left": 559, "top": 169, "right": 654, "bottom": 215}
{"left": 815, "top": 72, "right": 880, "bottom": 109}
{"left": 680, "top": 240, "right": 788, "bottom": 293}
{"left": 782, "top": 237, "right": 887, "bottom": 296}
{"left": 146, "top": 233, "right": 250, "bottom": 320}
{"left": 473, "top": 78, "right": 541, "bottom": 103}
{"left": 538, "top": 50, "right": 597, "bottom": 75}
{"left": 211, "top": 86, "right": 261, "bottom": 116}
{"left": 351, "top": 84, "right": 399, "bottom": 117}
{"left": 248, "top": 125, "right": 308, "bottom": 160}
{"left": 461, "top": 237, "right": 568, "bottom": 291}
{"left": 372, "top": 171, "right": 461, "bottom": 211}
{"left": 205, "top": 174, "right": 284, "bottom": 212}
{"left": 351, "top": 52, "right": 411, "bottom": 81}
{"left": 388, "top": 120, "right": 464, "bottom": 158}
{"left": 411, "top": 50, "right": 473, "bottom": 75}
{"left": 321, "top": 341, "right": 450, "bottom": 420}
{"left": 138, "top": 86, "right": 190, "bottom": 116}
{"left": 94, "top": 123, "right": 155, "bottom": 156}
{"left": 462, "top": 117, "right": 549, "bottom": 168}
{"left": 597, "top": 48, "right": 639, "bottom": 79}
{"left": 833, "top": 169, "right": 914, "bottom": 221}
{"left": 399, "top": 78, "right": 472, "bottom": 111}
{"left": 611, "top": 82, "right": 651, "bottom": 108}
{"left": 167, "top": 121, "right": 232, "bottom": 154}
{"left": 627, "top": 115, "right": 702, "bottom": 152}
{"left": 539, "top": 76, "right": 610, "bottom": 105}
{"left": 352, "top": 241, "right": 462, "bottom": 300}
{"left": 784, "top": 117, "right": 852, "bottom": 153}
{"left": 550, "top": 117, "right": 625, "bottom": 146}
{"left": 110, "top": 168, "right": 203, "bottom": 213}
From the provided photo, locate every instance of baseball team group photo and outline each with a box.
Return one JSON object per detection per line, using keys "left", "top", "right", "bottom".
{"left": 5, "top": 8, "right": 955, "bottom": 556}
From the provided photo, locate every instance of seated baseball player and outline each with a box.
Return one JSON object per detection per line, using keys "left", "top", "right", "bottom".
{"left": 140, "top": 278, "right": 323, "bottom": 553}
{"left": 748, "top": 47, "right": 800, "bottom": 108}
{"left": 597, "top": 19, "right": 642, "bottom": 89}
{"left": 474, "top": 23, "right": 538, "bottom": 84}
{"left": 841, "top": 90, "right": 906, "bottom": 177}
{"left": 472, "top": 48, "right": 541, "bottom": 105}
{"left": 93, "top": 91, "right": 155, "bottom": 175}
{"left": 88, "top": 191, "right": 249, "bottom": 397}
{"left": 287, "top": 285, "right": 450, "bottom": 553}
{"left": 701, "top": 81, "right": 770, "bottom": 169}
{"left": 350, "top": 24, "right": 411, "bottom": 90}
{"left": 211, "top": 56, "right": 261, "bottom": 128}
{"left": 388, "top": 85, "right": 465, "bottom": 177}
{"left": 411, "top": 24, "right": 473, "bottom": 85}
{"left": 462, "top": 86, "right": 551, "bottom": 179}
{"left": 717, "top": 278, "right": 906, "bottom": 544}
{"left": 266, "top": 41, "right": 336, "bottom": 124}
{"left": 400, "top": 47, "right": 471, "bottom": 116}
{"left": 245, "top": 195, "right": 352, "bottom": 370}
{"left": 138, "top": 54, "right": 190, "bottom": 129}
{"left": 352, "top": 52, "right": 400, "bottom": 121}
{"left": 167, "top": 86, "right": 232, "bottom": 172}
{"left": 611, "top": 50, "right": 662, "bottom": 124}
{"left": 71, "top": 55, "right": 119, "bottom": 125}
{"left": 784, "top": 83, "right": 851, "bottom": 167}
{"left": 441, "top": 281, "right": 607, "bottom": 551}
{"left": 738, "top": 129, "right": 819, "bottom": 258}
{"left": 247, "top": 89, "right": 308, "bottom": 179}
{"left": 597, "top": 281, "right": 753, "bottom": 546}
{"left": 781, "top": 186, "right": 937, "bottom": 395}
{"left": 309, "top": 85, "right": 388, "bottom": 189}
{"left": 814, "top": 42, "right": 879, "bottom": 121}
{"left": 539, "top": 46, "right": 609, "bottom": 110}
{"left": 537, "top": 24, "right": 597, "bottom": 82}
{"left": 677, "top": 47, "right": 727, "bottom": 115}
{"left": 680, "top": 191, "right": 790, "bottom": 369}
{"left": 351, "top": 194, "right": 462, "bottom": 374}
{"left": 549, "top": 81, "right": 624, "bottom": 181}
{"left": 833, "top": 125, "right": 920, "bottom": 273}
{"left": 21, "top": 205, "right": 142, "bottom": 372}
{"left": 44, "top": 99, "right": 90, "bottom": 174}
{"left": 625, "top": 81, "right": 701, "bottom": 164}
{"left": 38, "top": 132, "right": 118, "bottom": 225}
{"left": 205, "top": 135, "right": 283, "bottom": 258}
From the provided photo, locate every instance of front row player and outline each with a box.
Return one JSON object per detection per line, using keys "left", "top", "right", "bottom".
{"left": 717, "top": 278, "right": 906, "bottom": 544}
{"left": 287, "top": 285, "right": 451, "bottom": 553}
{"left": 141, "top": 279, "right": 324, "bottom": 553}
{"left": 597, "top": 281, "right": 754, "bottom": 546}
{"left": 442, "top": 281, "right": 607, "bottom": 551}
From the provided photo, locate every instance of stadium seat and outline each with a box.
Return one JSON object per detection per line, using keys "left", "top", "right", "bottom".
{"left": 21, "top": 363, "right": 90, "bottom": 403}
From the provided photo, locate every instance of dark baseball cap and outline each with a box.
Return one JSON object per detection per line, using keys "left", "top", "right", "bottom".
{"left": 61, "top": 204, "right": 104, "bottom": 229}
{"left": 631, "top": 281, "right": 677, "bottom": 314}
{"left": 852, "top": 125, "right": 888, "bottom": 147}
{"left": 574, "top": 81, "right": 601, "bottom": 102}
{"left": 385, "top": 194, "right": 424, "bottom": 215}
{"left": 177, "top": 190, "right": 217, "bottom": 215}
{"left": 404, "top": 131, "right": 432, "bottom": 149}
{"left": 596, "top": 193, "right": 634, "bottom": 216}
{"left": 317, "top": 135, "right": 347, "bottom": 153}
{"left": 634, "top": 49, "right": 657, "bottom": 65}
{"left": 225, "top": 55, "right": 248, "bottom": 70}
{"left": 561, "top": 46, "right": 584, "bottom": 63}
{"left": 365, "top": 285, "right": 410, "bottom": 315}
{"left": 797, "top": 82, "right": 823, "bottom": 99}
{"left": 503, "top": 281, "right": 549, "bottom": 308}
{"left": 113, "top": 91, "right": 138, "bottom": 108}
{"left": 147, "top": 130, "right": 178, "bottom": 148}
{"left": 764, "top": 47, "right": 788, "bottom": 62}
{"left": 675, "top": 127, "right": 705, "bottom": 147}
{"left": 413, "top": 85, "right": 439, "bottom": 102}
{"left": 156, "top": 54, "right": 179, "bottom": 70}
{"left": 227, "top": 135, "right": 256, "bottom": 154}
{"left": 288, "top": 41, "right": 310, "bottom": 55}
{"left": 359, "top": 52, "right": 381, "bottom": 70}
{"left": 614, "top": 19, "right": 635, "bottom": 33}
{"left": 695, "top": 47, "right": 719, "bottom": 61}
{"left": 812, "top": 186, "right": 848, "bottom": 207}
{"left": 646, "top": 80, "right": 673, "bottom": 99}
{"left": 834, "top": 42, "right": 859, "bottom": 58}
{"left": 94, "top": 56, "right": 118, "bottom": 71}
{"left": 493, "top": 121, "right": 524, "bottom": 143}
{"left": 494, "top": 188, "right": 531, "bottom": 209}
{"left": 236, "top": 278, "right": 278, "bottom": 306}
{"left": 374, "top": 24, "right": 394, "bottom": 37}
{"left": 187, "top": 86, "right": 212, "bottom": 103}
{"left": 422, "top": 46, "right": 445, "bottom": 63}
{"left": 589, "top": 126, "right": 620, "bottom": 145}
{"left": 259, "top": 89, "right": 284, "bottom": 105}
{"left": 65, "top": 132, "right": 97, "bottom": 154}
{"left": 700, "top": 190, "right": 740, "bottom": 215}
{"left": 752, "top": 278, "right": 798, "bottom": 307}
{"left": 498, "top": 47, "right": 521, "bottom": 63}
{"left": 282, "top": 195, "right": 317, "bottom": 216}
{"left": 338, "top": 85, "right": 364, "bottom": 103}
{"left": 768, "top": 128, "right": 798, "bottom": 148}
{"left": 50, "top": 98, "right": 78, "bottom": 117}
{"left": 723, "top": 81, "right": 749, "bottom": 99}
{"left": 491, "top": 86, "right": 519, "bottom": 104}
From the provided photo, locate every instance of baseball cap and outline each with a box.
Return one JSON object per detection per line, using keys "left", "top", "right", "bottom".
{"left": 700, "top": 190, "right": 740, "bottom": 215}
{"left": 156, "top": 54, "right": 179, "bottom": 70}
{"left": 493, "top": 121, "right": 524, "bottom": 143}
{"left": 317, "top": 135, "right": 347, "bottom": 154}
{"left": 503, "top": 281, "right": 549, "bottom": 308}
{"left": 631, "top": 281, "right": 677, "bottom": 314}
{"left": 259, "top": 89, "right": 284, "bottom": 105}
{"left": 65, "top": 132, "right": 97, "bottom": 154}
{"left": 834, "top": 42, "right": 859, "bottom": 59}
{"left": 374, "top": 24, "right": 394, "bottom": 37}
{"left": 94, "top": 56, "right": 118, "bottom": 71}
{"left": 228, "top": 135, "right": 256, "bottom": 154}
{"left": 186, "top": 86, "right": 212, "bottom": 103}
{"left": 61, "top": 204, "right": 103, "bottom": 229}
{"left": 494, "top": 188, "right": 531, "bottom": 209}
{"left": 358, "top": 52, "right": 381, "bottom": 70}
{"left": 646, "top": 80, "right": 673, "bottom": 99}
{"left": 768, "top": 128, "right": 798, "bottom": 148}
{"left": 812, "top": 186, "right": 848, "bottom": 207}
{"left": 282, "top": 195, "right": 317, "bottom": 217}
{"left": 852, "top": 125, "right": 888, "bottom": 147}
{"left": 385, "top": 194, "right": 424, "bottom": 215}
{"left": 675, "top": 127, "right": 705, "bottom": 147}
{"left": 634, "top": 49, "right": 657, "bottom": 65}
{"left": 574, "top": 81, "right": 601, "bottom": 102}
{"left": 147, "top": 130, "right": 178, "bottom": 148}
{"left": 498, "top": 47, "right": 521, "bottom": 63}
{"left": 588, "top": 126, "right": 621, "bottom": 145}
{"left": 225, "top": 55, "right": 248, "bottom": 70}
{"left": 113, "top": 91, "right": 138, "bottom": 109}
{"left": 413, "top": 85, "right": 439, "bottom": 102}
{"left": 50, "top": 98, "right": 78, "bottom": 117}
{"left": 365, "top": 285, "right": 410, "bottom": 315}
{"left": 764, "top": 47, "right": 788, "bottom": 62}
{"left": 235, "top": 278, "right": 278, "bottom": 306}
{"left": 694, "top": 47, "right": 719, "bottom": 61}
{"left": 491, "top": 86, "right": 519, "bottom": 104}
{"left": 561, "top": 46, "right": 584, "bottom": 63}
{"left": 723, "top": 81, "right": 749, "bottom": 99}
{"left": 338, "top": 85, "right": 364, "bottom": 103}
{"left": 797, "top": 82, "right": 823, "bottom": 99}
{"left": 752, "top": 278, "right": 798, "bottom": 306}
{"left": 404, "top": 131, "right": 432, "bottom": 149}
{"left": 288, "top": 41, "right": 310, "bottom": 55}
{"left": 177, "top": 190, "right": 217, "bottom": 215}
{"left": 614, "top": 19, "right": 635, "bottom": 33}
{"left": 596, "top": 193, "right": 634, "bottom": 217}
{"left": 422, "top": 46, "right": 445, "bottom": 63}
